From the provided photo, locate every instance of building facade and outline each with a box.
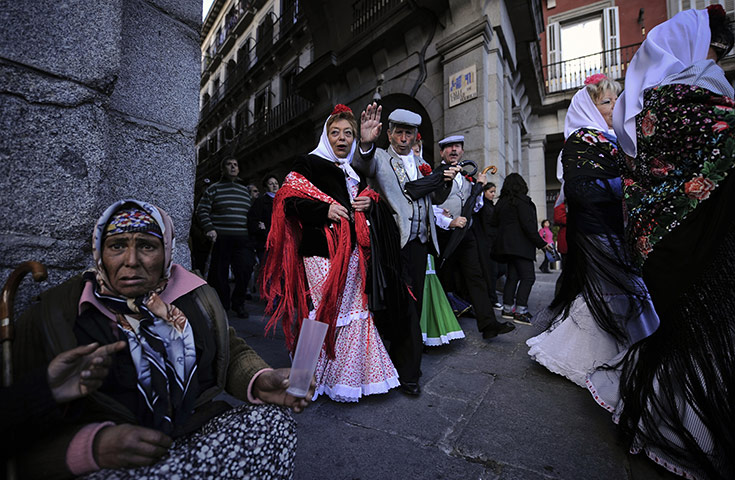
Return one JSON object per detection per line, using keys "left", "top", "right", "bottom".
{"left": 197, "top": 0, "right": 548, "bottom": 213}
{"left": 197, "top": 0, "right": 735, "bottom": 224}
{"left": 530, "top": 0, "right": 735, "bottom": 218}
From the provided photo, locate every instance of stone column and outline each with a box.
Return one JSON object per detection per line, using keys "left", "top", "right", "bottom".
{"left": 0, "top": 0, "right": 200, "bottom": 308}
{"left": 436, "top": 17, "right": 495, "bottom": 170}
{"left": 522, "top": 134, "right": 547, "bottom": 223}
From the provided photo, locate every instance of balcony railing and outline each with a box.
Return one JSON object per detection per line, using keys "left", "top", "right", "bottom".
{"left": 204, "top": 1, "right": 302, "bottom": 74}
{"left": 197, "top": 94, "right": 312, "bottom": 167}
{"left": 542, "top": 43, "right": 641, "bottom": 94}
{"left": 351, "top": 0, "right": 405, "bottom": 36}
{"left": 199, "top": 10, "right": 305, "bottom": 122}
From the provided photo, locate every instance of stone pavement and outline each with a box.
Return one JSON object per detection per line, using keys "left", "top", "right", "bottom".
{"left": 229, "top": 268, "right": 677, "bottom": 480}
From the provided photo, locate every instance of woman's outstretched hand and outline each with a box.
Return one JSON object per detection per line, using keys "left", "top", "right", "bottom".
{"left": 253, "top": 368, "right": 315, "bottom": 413}
{"left": 48, "top": 341, "right": 127, "bottom": 403}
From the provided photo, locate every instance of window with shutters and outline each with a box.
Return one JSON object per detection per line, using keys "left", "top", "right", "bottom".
{"left": 668, "top": 0, "right": 735, "bottom": 17}
{"left": 546, "top": 2, "right": 620, "bottom": 92}
{"left": 667, "top": 1, "right": 735, "bottom": 57}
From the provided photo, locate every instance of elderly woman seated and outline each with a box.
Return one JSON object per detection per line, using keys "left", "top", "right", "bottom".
{"left": 10, "top": 199, "right": 312, "bottom": 480}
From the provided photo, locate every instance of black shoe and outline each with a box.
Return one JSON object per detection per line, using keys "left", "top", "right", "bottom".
{"left": 482, "top": 322, "right": 515, "bottom": 339}
{"left": 244, "top": 293, "right": 253, "bottom": 300}
{"left": 233, "top": 305, "right": 249, "bottom": 318}
{"left": 513, "top": 311, "right": 533, "bottom": 325}
{"left": 399, "top": 381, "right": 421, "bottom": 396}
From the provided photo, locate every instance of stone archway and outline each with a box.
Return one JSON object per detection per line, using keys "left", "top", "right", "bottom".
{"left": 376, "top": 94, "right": 435, "bottom": 166}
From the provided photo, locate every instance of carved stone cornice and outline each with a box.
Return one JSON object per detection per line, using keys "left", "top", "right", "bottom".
{"left": 436, "top": 16, "right": 492, "bottom": 64}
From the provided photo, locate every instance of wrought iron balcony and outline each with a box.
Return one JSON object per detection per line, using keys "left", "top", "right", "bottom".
{"left": 542, "top": 43, "right": 641, "bottom": 94}
{"left": 351, "top": 0, "right": 406, "bottom": 36}
{"left": 236, "top": 94, "right": 313, "bottom": 148}
{"left": 199, "top": 9, "right": 306, "bottom": 123}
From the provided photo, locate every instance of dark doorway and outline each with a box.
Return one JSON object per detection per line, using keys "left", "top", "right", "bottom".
{"left": 375, "top": 93, "right": 435, "bottom": 166}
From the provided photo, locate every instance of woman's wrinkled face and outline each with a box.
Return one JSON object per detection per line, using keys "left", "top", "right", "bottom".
{"left": 328, "top": 119, "right": 355, "bottom": 159}
{"left": 102, "top": 232, "right": 165, "bottom": 297}
{"left": 595, "top": 90, "right": 617, "bottom": 128}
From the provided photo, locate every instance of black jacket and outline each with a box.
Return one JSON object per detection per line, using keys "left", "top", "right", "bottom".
{"left": 247, "top": 193, "right": 274, "bottom": 249}
{"left": 491, "top": 194, "right": 546, "bottom": 261}
{"left": 285, "top": 154, "right": 367, "bottom": 258}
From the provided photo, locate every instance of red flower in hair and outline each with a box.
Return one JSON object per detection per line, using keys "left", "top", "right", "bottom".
{"left": 584, "top": 73, "right": 607, "bottom": 85}
{"left": 331, "top": 104, "right": 352, "bottom": 115}
{"left": 416, "top": 132, "right": 422, "bottom": 141}
{"left": 418, "top": 163, "right": 432, "bottom": 176}
{"left": 708, "top": 4, "right": 726, "bottom": 19}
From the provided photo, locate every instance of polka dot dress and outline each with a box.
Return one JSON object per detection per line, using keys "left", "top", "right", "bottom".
{"left": 304, "top": 248, "right": 400, "bottom": 402}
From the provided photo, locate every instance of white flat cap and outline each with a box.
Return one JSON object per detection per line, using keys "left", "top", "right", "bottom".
{"left": 438, "top": 135, "right": 465, "bottom": 147}
{"left": 388, "top": 109, "right": 422, "bottom": 127}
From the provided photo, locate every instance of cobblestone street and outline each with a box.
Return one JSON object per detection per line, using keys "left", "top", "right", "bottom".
{"left": 230, "top": 268, "right": 676, "bottom": 480}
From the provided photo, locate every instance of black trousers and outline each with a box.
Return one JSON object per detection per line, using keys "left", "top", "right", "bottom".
{"left": 207, "top": 234, "right": 256, "bottom": 310}
{"left": 389, "top": 238, "right": 427, "bottom": 384}
{"left": 503, "top": 255, "right": 536, "bottom": 308}
{"left": 437, "top": 229, "right": 504, "bottom": 333}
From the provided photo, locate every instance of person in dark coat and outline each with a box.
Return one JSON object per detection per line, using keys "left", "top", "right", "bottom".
{"left": 474, "top": 181, "right": 502, "bottom": 308}
{"left": 491, "top": 173, "right": 552, "bottom": 325}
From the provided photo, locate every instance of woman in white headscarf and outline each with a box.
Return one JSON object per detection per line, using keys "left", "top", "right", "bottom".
{"left": 587, "top": 7, "right": 735, "bottom": 479}
{"left": 526, "top": 75, "right": 659, "bottom": 387}
{"left": 261, "top": 105, "right": 399, "bottom": 402}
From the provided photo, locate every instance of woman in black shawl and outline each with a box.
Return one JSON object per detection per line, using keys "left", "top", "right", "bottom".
{"left": 588, "top": 8, "right": 735, "bottom": 479}
{"left": 527, "top": 75, "right": 659, "bottom": 388}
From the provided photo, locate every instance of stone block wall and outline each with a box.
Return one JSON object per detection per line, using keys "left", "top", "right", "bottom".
{"left": 0, "top": 0, "right": 200, "bottom": 314}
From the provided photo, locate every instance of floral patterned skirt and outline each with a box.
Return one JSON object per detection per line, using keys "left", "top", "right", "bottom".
{"left": 304, "top": 250, "right": 399, "bottom": 402}
{"left": 82, "top": 405, "right": 296, "bottom": 479}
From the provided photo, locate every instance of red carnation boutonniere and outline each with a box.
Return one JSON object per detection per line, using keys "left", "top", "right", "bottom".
{"left": 418, "top": 163, "right": 432, "bottom": 176}
{"left": 463, "top": 174, "right": 475, "bottom": 183}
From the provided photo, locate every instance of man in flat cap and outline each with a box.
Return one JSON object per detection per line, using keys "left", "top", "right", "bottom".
{"left": 433, "top": 136, "right": 515, "bottom": 339}
{"left": 354, "top": 102, "right": 460, "bottom": 396}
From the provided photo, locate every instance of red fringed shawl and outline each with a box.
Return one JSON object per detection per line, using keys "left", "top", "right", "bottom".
{"left": 260, "top": 171, "right": 379, "bottom": 359}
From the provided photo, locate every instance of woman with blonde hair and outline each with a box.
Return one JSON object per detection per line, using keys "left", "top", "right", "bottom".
{"left": 262, "top": 105, "right": 399, "bottom": 402}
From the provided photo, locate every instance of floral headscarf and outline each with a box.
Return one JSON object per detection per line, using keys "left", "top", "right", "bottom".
{"left": 92, "top": 199, "right": 176, "bottom": 295}
{"left": 88, "top": 199, "right": 197, "bottom": 434}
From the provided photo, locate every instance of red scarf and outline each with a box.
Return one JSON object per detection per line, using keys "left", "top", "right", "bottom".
{"left": 261, "top": 171, "right": 379, "bottom": 358}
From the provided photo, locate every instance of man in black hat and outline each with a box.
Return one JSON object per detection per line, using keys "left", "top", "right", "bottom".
{"left": 433, "top": 136, "right": 515, "bottom": 339}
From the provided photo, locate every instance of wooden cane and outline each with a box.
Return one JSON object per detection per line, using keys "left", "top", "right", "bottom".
{"left": 1, "top": 261, "right": 47, "bottom": 480}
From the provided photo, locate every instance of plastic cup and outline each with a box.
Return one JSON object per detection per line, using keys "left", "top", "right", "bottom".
{"left": 286, "top": 317, "right": 328, "bottom": 398}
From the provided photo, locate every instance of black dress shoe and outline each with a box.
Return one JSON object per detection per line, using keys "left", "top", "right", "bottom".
{"left": 399, "top": 381, "right": 421, "bottom": 396}
{"left": 233, "top": 305, "right": 249, "bottom": 318}
{"left": 482, "top": 322, "right": 515, "bottom": 339}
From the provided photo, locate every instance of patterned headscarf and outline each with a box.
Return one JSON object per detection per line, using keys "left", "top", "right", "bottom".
{"left": 92, "top": 198, "right": 176, "bottom": 293}
{"left": 88, "top": 199, "right": 197, "bottom": 434}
